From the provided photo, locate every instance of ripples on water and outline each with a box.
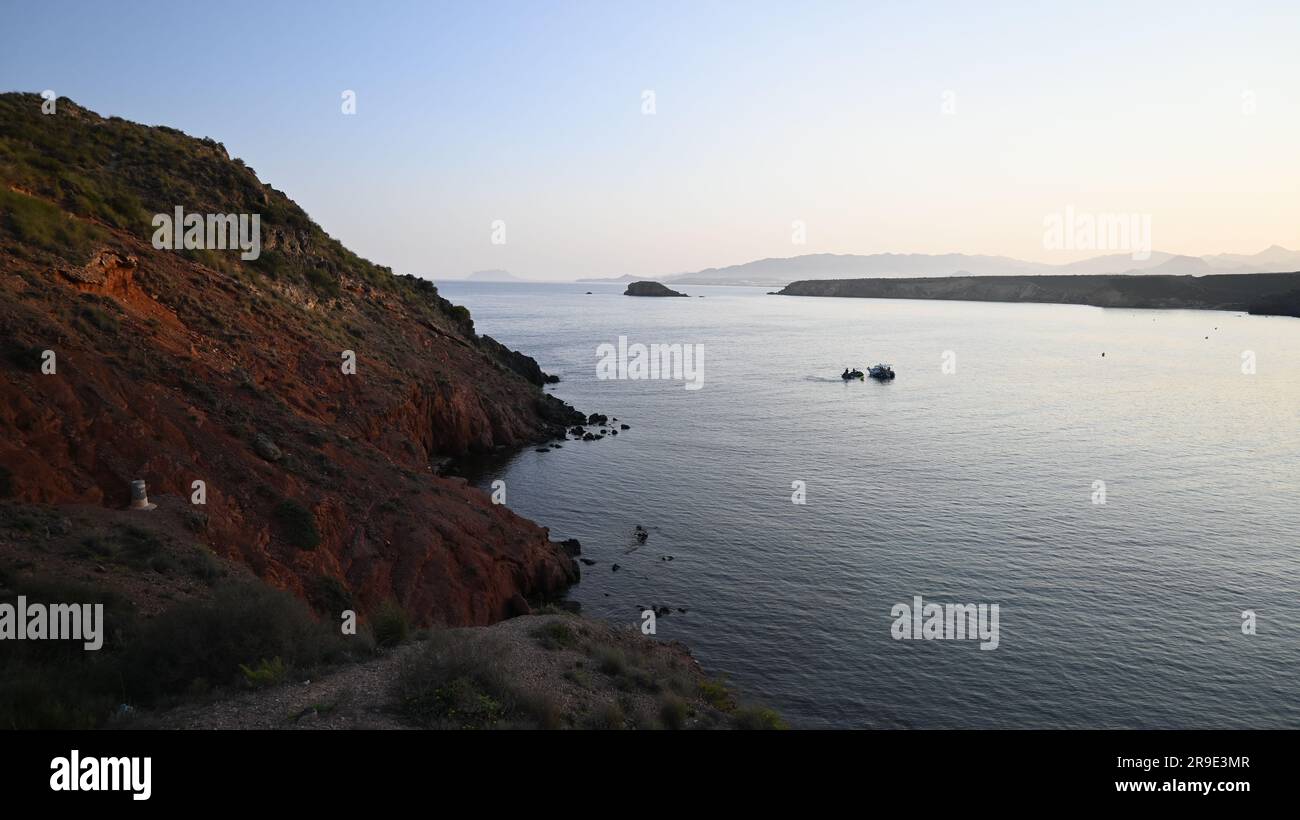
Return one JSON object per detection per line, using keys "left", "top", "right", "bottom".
{"left": 439, "top": 281, "right": 1300, "bottom": 728}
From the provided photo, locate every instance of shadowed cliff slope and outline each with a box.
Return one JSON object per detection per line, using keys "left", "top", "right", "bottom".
{"left": 0, "top": 92, "right": 586, "bottom": 625}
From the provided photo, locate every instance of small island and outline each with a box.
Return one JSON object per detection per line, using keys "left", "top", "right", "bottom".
{"left": 624, "top": 280, "right": 689, "bottom": 297}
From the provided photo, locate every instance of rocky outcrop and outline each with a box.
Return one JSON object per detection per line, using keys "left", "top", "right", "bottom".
{"left": 624, "top": 281, "right": 688, "bottom": 297}
{"left": 479, "top": 334, "right": 561, "bottom": 385}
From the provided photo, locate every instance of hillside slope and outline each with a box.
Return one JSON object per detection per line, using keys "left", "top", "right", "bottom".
{"left": 0, "top": 92, "right": 588, "bottom": 625}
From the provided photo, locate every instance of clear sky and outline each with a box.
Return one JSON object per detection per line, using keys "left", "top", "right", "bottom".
{"left": 2, "top": 0, "right": 1298, "bottom": 280}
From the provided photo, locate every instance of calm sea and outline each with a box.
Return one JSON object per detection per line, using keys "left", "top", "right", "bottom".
{"left": 438, "top": 280, "right": 1300, "bottom": 729}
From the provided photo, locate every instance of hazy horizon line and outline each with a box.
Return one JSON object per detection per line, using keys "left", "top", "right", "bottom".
{"left": 441, "top": 242, "right": 1300, "bottom": 283}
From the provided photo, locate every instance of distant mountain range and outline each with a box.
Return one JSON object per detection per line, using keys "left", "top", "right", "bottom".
{"left": 579, "top": 246, "right": 1300, "bottom": 287}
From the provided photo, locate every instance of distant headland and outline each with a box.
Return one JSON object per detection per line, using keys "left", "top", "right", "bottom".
{"left": 778, "top": 272, "right": 1300, "bottom": 317}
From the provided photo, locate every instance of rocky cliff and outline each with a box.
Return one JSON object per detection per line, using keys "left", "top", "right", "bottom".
{"left": 0, "top": 92, "right": 586, "bottom": 626}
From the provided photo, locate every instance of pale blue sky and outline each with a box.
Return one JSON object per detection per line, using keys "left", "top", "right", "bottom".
{"left": 3, "top": 0, "right": 1298, "bottom": 280}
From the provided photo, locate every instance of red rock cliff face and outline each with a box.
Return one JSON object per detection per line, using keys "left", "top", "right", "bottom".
{"left": 0, "top": 94, "right": 582, "bottom": 626}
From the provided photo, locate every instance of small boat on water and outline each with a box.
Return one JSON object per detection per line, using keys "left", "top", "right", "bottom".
{"left": 867, "top": 363, "right": 895, "bottom": 380}
{"left": 841, "top": 368, "right": 864, "bottom": 380}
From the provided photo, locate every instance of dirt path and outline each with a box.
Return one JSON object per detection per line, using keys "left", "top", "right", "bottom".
{"left": 144, "top": 613, "right": 761, "bottom": 730}
{"left": 152, "top": 642, "right": 420, "bottom": 729}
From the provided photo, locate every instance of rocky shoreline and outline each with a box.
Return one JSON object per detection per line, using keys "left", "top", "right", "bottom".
{"left": 0, "top": 92, "right": 592, "bottom": 625}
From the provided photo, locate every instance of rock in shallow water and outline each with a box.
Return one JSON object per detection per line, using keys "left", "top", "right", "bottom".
{"left": 558, "top": 538, "right": 581, "bottom": 557}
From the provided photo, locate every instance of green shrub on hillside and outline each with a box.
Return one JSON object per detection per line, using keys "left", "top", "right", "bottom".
{"left": 372, "top": 600, "right": 410, "bottom": 648}
{"left": 530, "top": 619, "right": 579, "bottom": 651}
{"left": 396, "top": 632, "right": 562, "bottom": 729}
{"left": 117, "top": 581, "right": 348, "bottom": 704}
{"left": 305, "top": 266, "right": 341, "bottom": 298}
{"left": 308, "top": 573, "right": 353, "bottom": 616}
{"left": 239, "top": 656, "right": 288, "bottom": 688}
{"left": 76, "top": 303, "right": 119, "bottom": 334}
{"left": 273, "top": 499, "right": 320, "bottom": 550}
{"left": 593, "top": 646, "right": 627, "bottom": 676}
{"left": 583, "top": 700, "right": 626, "bottom": 730}
{"left": 732, "top": 706, "right": 788, "bottom": 730}
{"left": 698, "top": 677, "right": 737, "bottom": 712}
{"left": 0, "top": 188, "right": 108, "bottom": 260}
{"left": 658, "top": 694, "right": 689, "bottom": 730}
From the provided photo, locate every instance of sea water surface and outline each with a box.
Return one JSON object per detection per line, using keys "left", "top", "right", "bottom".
{"left": 438, "top": 280, "right": 1300, "bottom": 729}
